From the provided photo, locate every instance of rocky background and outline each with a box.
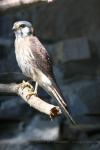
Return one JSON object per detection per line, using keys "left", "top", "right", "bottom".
{"left": 0, "top": 0, "right": 100, "bottom": 149}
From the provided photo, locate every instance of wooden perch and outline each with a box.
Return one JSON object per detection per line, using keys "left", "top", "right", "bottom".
{"left": 0, "top": 81, "right": 61, "bottom": 117}
{"left": 0, "top": 0, "right": 54, "bottom": 13}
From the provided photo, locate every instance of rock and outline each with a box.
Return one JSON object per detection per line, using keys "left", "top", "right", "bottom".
{"left": 0, "top": 38, "right": 12, "bottom": 47}
{"left": 0, "top": 0, "right": 100, "bottom": 148}
{"left": 46, "top": 37, "right": 90, "bottom": 64}
{"left": 27, "top": 0, "right": 100, "bottom": 41}
{"left": 0, "top": 46, "right": 19, "bottom": 73}
{"left": 0, "top": 142, "right": 65, "bottom": 150}
{"left": 11, "top": 115, "right": 59, "bottom": 142}
{"left": 0, "top": 142, "right": 58, "bottom": 150}
{"left": 0, "top": 115, "right": 60, "bottom": 142}
{"left": 63, "top": 38, "right": 90, "bottom": 61}
{"left": 88, "top": 30, "right": 100, "bottom": 59}
{"left": 1, "top": 1, "right": 100, "bottom": 41}
{"left": 0, "top": 96, "right": 34, "bottom": 120}
{"left": 71, "top": 142, "right": 100, "bottom": 150}
{"left": 63, "top": 59, "right": 98, "bottom": 78}
{"left": 62, "top": 77, "right": 100, "bottom": 124}
{"left": 0, "top": 142, "right": 100, "bottom": 150}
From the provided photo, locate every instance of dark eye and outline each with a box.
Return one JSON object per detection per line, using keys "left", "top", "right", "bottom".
{"left": 20, "top": 24, "right": 26, "bottom": 28}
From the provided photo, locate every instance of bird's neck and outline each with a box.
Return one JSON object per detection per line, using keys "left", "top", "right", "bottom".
{"left": 15, "top": 32, "right": 32, "bottom": 39}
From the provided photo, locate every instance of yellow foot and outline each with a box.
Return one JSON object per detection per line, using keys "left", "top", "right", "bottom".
{"left": 26, "top": 91, "right": 37, "bottom": 100}
{"left": 19, "top": 81, "right": 38, "bottom": 100}
{"left": 20, "top": 80, "right": 33, "bottom": 90}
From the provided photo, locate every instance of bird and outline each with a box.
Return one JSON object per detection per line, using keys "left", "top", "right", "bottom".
{"left": 12, "top": 21, "right": 75, "bottom": 124}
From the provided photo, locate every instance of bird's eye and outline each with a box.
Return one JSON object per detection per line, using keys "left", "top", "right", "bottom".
{"left": 20, "top": 24, "right": 26, "bottom": 28}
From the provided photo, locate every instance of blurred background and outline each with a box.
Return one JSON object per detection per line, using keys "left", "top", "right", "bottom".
{"left": 0, "top": 0, "right": 100, "bottom": 149}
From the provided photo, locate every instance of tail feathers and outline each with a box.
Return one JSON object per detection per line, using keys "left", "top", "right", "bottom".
{"left": 52, "top": 86, "right": 76, "bottom": 124}
{"left": 53, "top": 87, "right": 75, "bottom": 124}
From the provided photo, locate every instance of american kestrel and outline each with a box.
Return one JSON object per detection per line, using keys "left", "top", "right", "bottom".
{"left": 12, "top": 21, "right": 75, "bottom": 124}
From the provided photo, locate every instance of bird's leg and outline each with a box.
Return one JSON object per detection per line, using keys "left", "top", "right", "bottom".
{"left": 33, "top": 82, "right": 38, "bottom": 96}
{"left": 25, "top": 82, "right": 38, "bottom": 100}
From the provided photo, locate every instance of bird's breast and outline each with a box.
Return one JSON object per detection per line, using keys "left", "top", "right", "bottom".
{"left": 15, "top": 38, "right": 36, "bottom": 80}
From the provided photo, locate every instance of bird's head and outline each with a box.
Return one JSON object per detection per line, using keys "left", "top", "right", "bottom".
{"left": 12, "top": 21, "right": 34, "bottom": 38}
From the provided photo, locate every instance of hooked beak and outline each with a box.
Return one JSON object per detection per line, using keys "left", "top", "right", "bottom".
{"left": 12, "top": 26, "right": 16, "bottom": 31}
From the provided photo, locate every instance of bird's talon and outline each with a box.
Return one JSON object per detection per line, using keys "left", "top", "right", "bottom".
{"left": 20, "top": 81, "right": 34, "bottom": 90}
{"left": 26, "top": 91, "right": 37, "bottom": 100}
{"left": 26, "top": 92, "right": 34, "bottom": 100}
{"left": 33, "top": 91, "right": 38, "bottom": 96}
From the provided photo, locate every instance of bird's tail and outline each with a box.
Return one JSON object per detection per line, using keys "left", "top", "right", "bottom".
{"left": 45, "top": 78, "right": 76, "bottom": 125}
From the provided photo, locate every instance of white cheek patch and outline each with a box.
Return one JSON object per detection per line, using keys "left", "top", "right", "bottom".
{"left": 15, "top": 27, "right": 31, "bottom": 38}
{"left": 22, "top": 27, "right": 30, "bottom": 35}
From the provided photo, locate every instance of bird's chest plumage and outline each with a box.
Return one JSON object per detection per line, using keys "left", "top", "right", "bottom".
{"left": 15, "top": 37, "right": 36, "bottom": 80}
{"left": 14, "top": 36, "right": 52, "bottom": 87}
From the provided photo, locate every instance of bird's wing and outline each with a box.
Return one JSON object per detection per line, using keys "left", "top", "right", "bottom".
{"left": 28, "top": 36, "right": 75, "bottom": 124}
{"left": 29, "top": 36, "right": 53, "bottom": 76}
